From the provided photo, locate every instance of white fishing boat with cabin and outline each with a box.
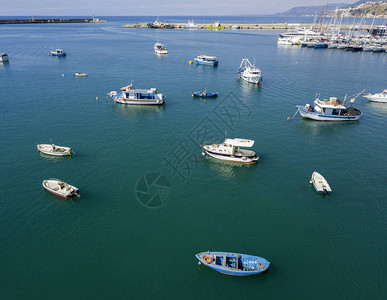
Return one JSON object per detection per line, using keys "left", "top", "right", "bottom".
{"left": 238, "top": 59, "right": 262, "bottom": 85}
{"left": 43, "top": 179, "right": 79, "bottom": 199}
{"left": 201, "top": 138, "right": 259, "bottom": 164}
{"left": 37, "top": 144, "right": 72, "bottom": 156}
{"left": 296, "top": 93, "right": 363, "bottom": 122}
{"left": 108, "top": 83, "right": 165, "bottom": 105}
{"left": 310, "top": 172, "right": 332, "bottom": 194}
{"left": 154, "top": 42, "right": 168, "bottom": 54}
{"left": 363, "top": 89, "right": 387, "bottom": 103}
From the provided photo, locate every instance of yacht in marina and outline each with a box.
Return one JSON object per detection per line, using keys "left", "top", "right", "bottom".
{"left": 238, "top": 59, "right": 262, "bottom": 85}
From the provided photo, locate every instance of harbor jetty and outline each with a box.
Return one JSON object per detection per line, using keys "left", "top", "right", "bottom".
{"left": 0, "top": 17, "right": 106, "bottom": 25}
{"left": 123, "top": 22, "right": 373, "bottom": 31}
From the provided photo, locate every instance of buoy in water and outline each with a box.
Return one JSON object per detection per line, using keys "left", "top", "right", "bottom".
{"left": 201, "top": 152, "right": 205, "bottom": 156}
{"left": 189, "top": 61, "right": 193, "bottom": 64}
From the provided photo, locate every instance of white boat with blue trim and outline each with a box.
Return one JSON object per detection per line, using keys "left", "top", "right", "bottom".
{"left": 50, "top": 49, "right": 66, "bottom": 56}
{"left": 296, "top": 96, "right": 362, "bottom": 121}
{"left": 201, "top": 138, "right": 259, "bottom": 164}
{"left": 238, "top": 59, "right": 262, "bottom": 85}
{"left": 196, "top": 251, "right": 270, "bottom": 276}
{"left": 194, "top": 55, "right": 218, "bottom": 66}
{"left": 108, "top": 83, "right": 165, "bottom": 105}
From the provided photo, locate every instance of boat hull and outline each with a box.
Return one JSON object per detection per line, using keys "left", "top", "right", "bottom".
{"left": 114, "top": 98, "right": 165, "bottom": 105}
{"left": 196, "top": 252, "right": 270, "bottom": 276}
{"left": 50, "top": 52, "right": 66, "bottom": 56}
{"left": 203, "top": 149, "right": 258, "bottom": 164}
{"left": 299, "top": 108, "right": 361, "bottom": 121}
{"left": 364, "top": 94, "right": 387, "bottom": 103}
{"left": 192, "top": 92, "right": 218, "bottom": 98}
{"left": 240, "top": 74, "right": 262, "bottom": 84}
{"left": 195, "top": 60, "right": 218, "bottom": 66}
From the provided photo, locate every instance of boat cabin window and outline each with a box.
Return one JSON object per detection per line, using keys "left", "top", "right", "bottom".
{"left": 325, "top": 108, "right": 333, "bottom": 115}
{"left": 126, "top": 93, "right": 129, "bottom": 98}
{"left": 332, "top": 109, "right": 341, "bottom": 115}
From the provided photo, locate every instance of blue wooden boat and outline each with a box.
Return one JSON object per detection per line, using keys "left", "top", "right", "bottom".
{"left": 314, "top": 43, "right": 328, "bottom": 48}
{"left": 50, "top": 49, "right": 66, "bottom": 56}
{"left": 196, "top": 251, "right": 269, "bottom": 276}
{"left": 194, "top": 55, "right": 218, "bottom": 66}
{"left": 192, "top": 90, "right": 218, "bottom": 98}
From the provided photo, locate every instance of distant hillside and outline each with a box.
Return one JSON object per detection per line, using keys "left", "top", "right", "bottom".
{"left": 334, "top": 0, "right": 387, "bottom": 17}
{"left": 276, "top": 3, "right": 349, "bottom": 16}
{"left": 351, "top": 0, "right": 380, "bottom": 6}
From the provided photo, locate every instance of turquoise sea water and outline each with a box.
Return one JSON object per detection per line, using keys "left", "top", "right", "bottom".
{"left": 0, "top": 19, "right": 386, "bottom": 299}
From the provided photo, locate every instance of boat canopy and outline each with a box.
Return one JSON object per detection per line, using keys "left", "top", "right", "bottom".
{"left": 224, "top": 138, "right": 255, "bottom": 147}
{"left": 199, "top": 55, "right": 217, "bottom": 60}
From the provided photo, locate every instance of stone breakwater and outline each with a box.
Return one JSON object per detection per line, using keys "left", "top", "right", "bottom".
{"left": 0, "top": 18, "right": 106, "bottom": 25}
{"left": 123, "top": 23, "right": 373, "bottom": 30}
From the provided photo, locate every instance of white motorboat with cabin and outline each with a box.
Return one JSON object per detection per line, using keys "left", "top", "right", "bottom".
{"left": 238, "top": 59, "right": 262, "bottom": 85}
{"left": 108, "top": 83, "right": 165, "bottom": 105}
{"left": 37, "top": 144, "right": 72, "bottom": 156}
{"left": 0, "top": 53, "right": 9, "bottom": 62}
{"left": 194, "top": 55, "right": 218, "bottom": 66}
{"left": 363, "top": 89, "right": 387, "bottom": 103}
{"left": 154, "top": 42, "right": 168, "bottom": 54}
{"left": 310, "top": 172, "right": 332, "bottom": 194}
{"left": 201, "top": 138, "right": 259, "bottom": 164}
{"left": 279, "top": 28, "right": 320, "bottom": 38}
{"left": 43, "top": 179, "right": 79, "bottom": 199}
{"left": 296, "top": 94, "right": 362, "bottom": 121}
{"left": 185, "top": 20, "right": 201, "bottom": 29}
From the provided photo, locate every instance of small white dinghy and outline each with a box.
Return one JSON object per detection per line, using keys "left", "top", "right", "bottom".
{"left": 42, "top": 179, "right": 79, "bottom": 199}
{"left": 37, "top": 144, "right": 72, "bottom": 156}
{"left": 310, "top": 172, "right": 332, "bottom": 194}
{"left": 75, "top": 72, "right": 87, "bottom": 77}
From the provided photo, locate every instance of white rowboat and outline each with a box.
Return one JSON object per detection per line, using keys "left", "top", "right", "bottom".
{"left": 310, "top": 172, "right": 332, "bottom": 194}
{"left": 37, "top": 144, "right": 72, "bottom": 156}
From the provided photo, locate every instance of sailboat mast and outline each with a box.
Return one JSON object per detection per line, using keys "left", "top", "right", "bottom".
{"left": 319, "top": 3, "right": 328, "bottom": 32}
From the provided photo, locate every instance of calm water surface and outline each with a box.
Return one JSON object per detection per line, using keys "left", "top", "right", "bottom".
{"left": 0, "top": 19, "right": 386, "bottom": 299}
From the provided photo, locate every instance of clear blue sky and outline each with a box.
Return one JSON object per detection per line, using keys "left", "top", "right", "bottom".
{"left": 2, "top": 0, "right": 355, "bottom": 16}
